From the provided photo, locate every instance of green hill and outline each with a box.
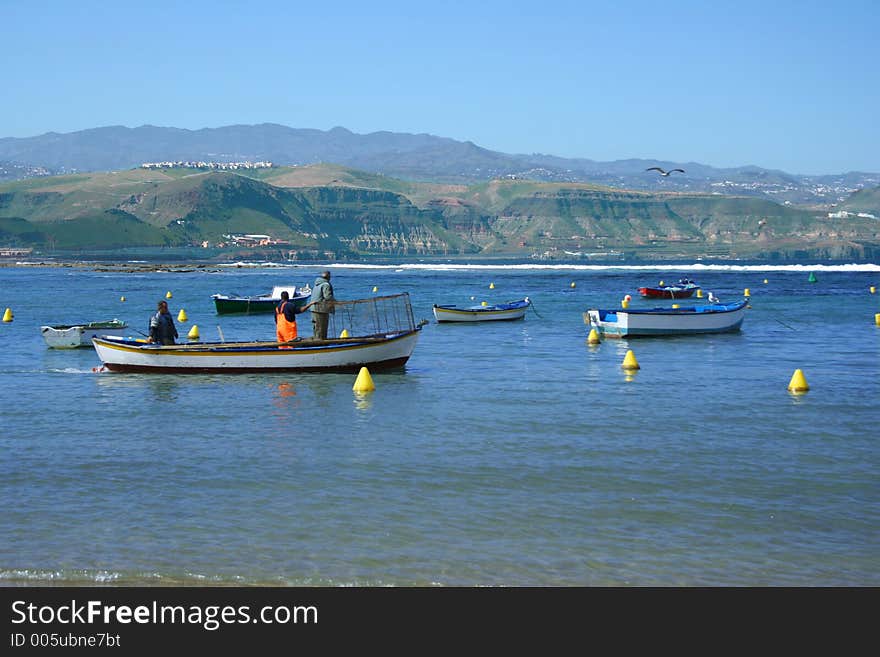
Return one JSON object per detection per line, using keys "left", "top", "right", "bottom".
{"left": 840, "top": 185, "right": 880, "bottom": 215}
{"left": 0, "top": 166, "right": 878, "bottom": 261}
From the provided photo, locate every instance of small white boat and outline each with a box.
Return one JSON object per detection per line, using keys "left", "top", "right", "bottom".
{"left": 433, "top": 298, "right": 531, "bottom": 323}
{"left": 584, "top": 299, "right": 748, "bottom": 338}
{"left": 41, "top": 319, "right": 128, "bottom": 349}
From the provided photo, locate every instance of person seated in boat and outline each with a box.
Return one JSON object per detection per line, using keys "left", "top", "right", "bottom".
{"left": 274, "top": 290, "right": 306, "bottom": 344}
{"left": 148, "top": 300, "right": 178, "bottom": 345}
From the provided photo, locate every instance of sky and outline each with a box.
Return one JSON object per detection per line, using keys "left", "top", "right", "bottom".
{"left": 3, "top": 0, "right": 878, "bottom": 175}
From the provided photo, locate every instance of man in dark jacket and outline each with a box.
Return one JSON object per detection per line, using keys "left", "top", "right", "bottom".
{"left": 307, "top": 270, "right": 335, "bottom": 340}
{"left": 148, "top": 300, "right": 178, "bottom": 345}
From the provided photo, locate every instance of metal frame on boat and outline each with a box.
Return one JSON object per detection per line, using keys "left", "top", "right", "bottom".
{"left": 584, "top": 299, "right": 748, "bottom": 337}
{"left": 93, "top": 293, "right": 422, "bottom": 373}
{"left": 432, "top": 298, "right": 531, "bottom": 323}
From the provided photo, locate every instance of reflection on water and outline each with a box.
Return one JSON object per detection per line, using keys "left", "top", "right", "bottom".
{"left": 270, "top": 381, "right": 300, "bottom": 418}
{"left": 353, "top": 391, "right": 373, "bottom": 411}
{"left": 95, "top": 372, "right": 183, "bottom": 403}
{"left": 275, "top": 382, "right": 296, "bottom": 398}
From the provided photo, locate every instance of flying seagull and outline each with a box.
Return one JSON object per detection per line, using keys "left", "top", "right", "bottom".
{"left": 646, "top": 167, "right": 685, "bottom": 176}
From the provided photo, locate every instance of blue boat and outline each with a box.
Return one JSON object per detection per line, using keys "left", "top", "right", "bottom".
{"left": 585, "top": 299, "right": 748, "bottom": 337}
{"left": 432, "top": 298, "right": 531, "bottom": 322}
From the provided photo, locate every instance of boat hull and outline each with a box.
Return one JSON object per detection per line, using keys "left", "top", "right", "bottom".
{"left": 433, "top": 299, "right": 530, "bottom": 323}
{"left": 92, "top": 331, "right": 420, "bottom": 373}
{"left": 41, "top": 321, "right": 128, "bottom": 348}
{"left": 212, "top": 293, "right": 309, "bottom": 315}
{"left": 585, "top": 300, "right": 747, "bottom": 338}
{"left": 638, "top": 285, "right": 698, "bottom": 299}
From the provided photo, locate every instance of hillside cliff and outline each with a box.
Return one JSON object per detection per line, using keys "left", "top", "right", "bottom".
{"left": 0, "top": 166, "right": 878, "bottom": 261}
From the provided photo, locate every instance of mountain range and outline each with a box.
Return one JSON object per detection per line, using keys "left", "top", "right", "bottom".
{"left": 2, "top": 124, "right": 879, "bottom": 207}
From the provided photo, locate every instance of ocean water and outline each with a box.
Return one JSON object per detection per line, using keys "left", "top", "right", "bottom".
{"left": 0, "top": 261, "right": 878, "bottom": 586}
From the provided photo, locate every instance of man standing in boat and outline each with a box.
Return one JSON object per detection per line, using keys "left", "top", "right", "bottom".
{"left": 148, "top": 300, "right": 178, "bottom": 345}
{"left": 306, "top": 270, "right": 335, "bottom": 340}
{"left": 274, "top": 290, "right": 305, "bottom": 344}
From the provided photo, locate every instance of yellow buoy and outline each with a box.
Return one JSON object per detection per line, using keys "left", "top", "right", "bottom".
{"left": 696, "top": 289, "right": 703, "bottom": 298}
{"left": 489, "top": 282, "right": 495, "bottom": 289}
{"left": 481, "top": 301, "right": 488, "bottom": 307}
{"left": 120, "top": 296, "right": 126, "bottom": 302}
{"left": 622, "top": 350, "right": 640, "bottom": 370}
{"left": 2, "top": 307, "right": 12, "bottom": 322}
{"left": 621, "top": 299, "right": 629, "bottom": 309}
{"left": 340, "top": 328, "right": 350, "bottom": 338}
{"left": 671, "top": 303, "right": 680, "bottom": 309}
{"left": 352, "top": 366, "right": 375, "bottom": 393}
{"left": 570, "top": 281, "right": 576, "bottom": 288}
{"left": 659, "top": 280, "right": 664, "bottom": 286}
{"left": 764, "top": 279, "right": 769, "bottom": 284}
{"left": 177, "top": 308, "right": 188, "bottom": 322}
{"left": 587, "top": 328, "right": 600, "bottom": 344}
{"left": 875, "top": 313, "right": 880, "bottom": 327}
{"left": 744, "top": 288, "right": 750, "bottom": 297}
{"left": 165, "top": 291, "right": 172, "bottom": 299}
{"left": 187, "top": 325, "right": 199, "bottom": 340}
{"left": 787, "top": 369, "right": 809, "bottom": 393}
{"left": 372, "top": 286, "right": 378, "bottom": 293}
{"left": 870, "top": 286, "right": 876, "bottom": 294}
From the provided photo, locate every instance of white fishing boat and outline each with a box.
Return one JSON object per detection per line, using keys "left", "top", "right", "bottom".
{"left": 584, "top": 299, "right": 748, "bottom": 337}
{"left": 92, "top": 293, "right": 423, "bottom": 373}
{"left": 41, "top": 319, "right": 128, "bottom": 349}
{"left": 432, "top": 298, "right": 531, "bottom": 322}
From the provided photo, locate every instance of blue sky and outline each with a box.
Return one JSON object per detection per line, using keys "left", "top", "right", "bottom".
{"left": 3, "top": 0, "right": 878, "bottom": 175}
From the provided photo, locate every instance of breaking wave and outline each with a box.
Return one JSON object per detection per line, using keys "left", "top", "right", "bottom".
{"left": 317, "top": 262, "right": 880, "bottom": 273}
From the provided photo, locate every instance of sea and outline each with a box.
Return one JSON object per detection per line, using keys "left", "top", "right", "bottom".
{"left": 1, "top": 259, "right": 878, "bottom": 586}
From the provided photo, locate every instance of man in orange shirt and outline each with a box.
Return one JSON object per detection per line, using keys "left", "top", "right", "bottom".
{"left": 274, "top": 290, "right": 305, "bottom": 344}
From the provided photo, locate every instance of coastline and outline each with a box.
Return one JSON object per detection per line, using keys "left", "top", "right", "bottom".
{"left": 0, "top": 260, "right": 223, "bottom": 273}
{"left": 2, "top": 257, "right": 878, "bottom": 274}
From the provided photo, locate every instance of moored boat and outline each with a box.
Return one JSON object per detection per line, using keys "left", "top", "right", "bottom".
{"left": 584, "top": 299, "right": 748, "bottom": 338}
{"left": 433, "top": 297, "right": 530, "bottom": 322}
{"left": 93, "top": 293, "right": 422, "bottom": 373}
{"left": 41, "top": 319, "right": 128, "bottom": 349}
{"left": 637, "top": 279, "right": 700, "bottom": 299}
{"left": 212, "top": 285, "right": 311, "bottom": 314}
